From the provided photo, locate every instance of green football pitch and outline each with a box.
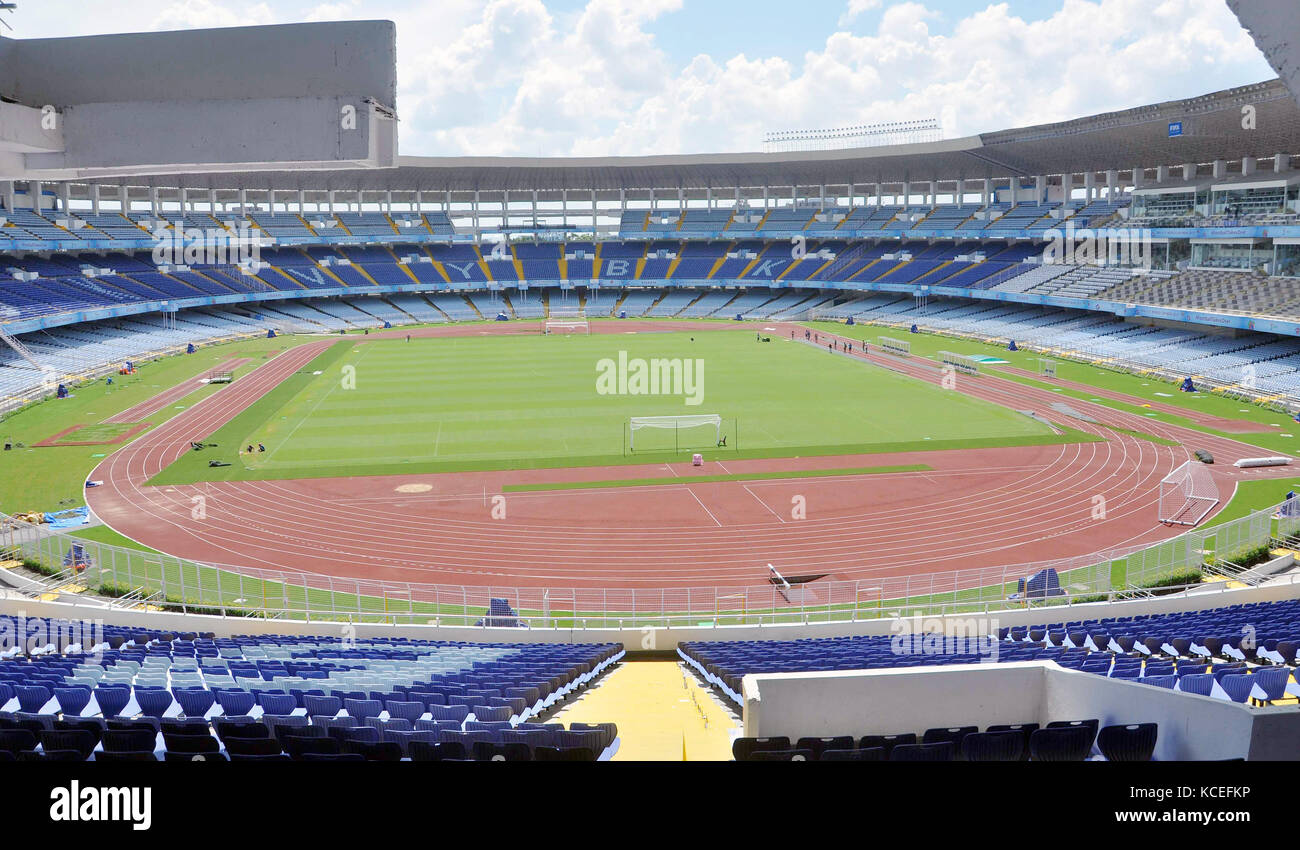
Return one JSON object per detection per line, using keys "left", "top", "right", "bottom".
{"left": 151, "top": 329, "right": 1075, "bottom": 484}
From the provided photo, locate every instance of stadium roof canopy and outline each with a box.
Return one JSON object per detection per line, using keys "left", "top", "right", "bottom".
{"left": 88, "top": 79, "right": 1300, "bottom": 194}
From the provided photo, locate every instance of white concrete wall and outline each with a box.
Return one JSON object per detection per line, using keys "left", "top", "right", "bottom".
{"left": 0, "top": 21, "right": 398, "bottom": 179}
{"left": 0, "top": 22, "right": 396, "bottom": 107}
{"left": 3, "top": 575, "right": 1299, "bottom": 651}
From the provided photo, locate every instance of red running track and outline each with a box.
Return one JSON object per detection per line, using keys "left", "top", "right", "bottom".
{"left": 84, "top": 321, "right": 1293, "bottom": 603}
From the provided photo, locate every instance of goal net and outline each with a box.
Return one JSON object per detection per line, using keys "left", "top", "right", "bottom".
{"left": 1157, "top": 460, "right": 1219, "bottom": 526}
{"left": 629, "top": 414, "right": 722, "bottom": 451}
{"left": 544, "top": 319, "right": 589, "bottom": 335}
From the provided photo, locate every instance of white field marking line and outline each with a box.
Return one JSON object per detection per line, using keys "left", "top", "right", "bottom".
{"left": 743, "top": 484, "right": 785, "bottom": 523}
{"left": 715, "top": 462, "right": 732, "bottom": 474}
{"left": 684, "top": 486, "right": 723, "bottom": 527}
{"left": 261, "top": 345, "right": 370, "bottom": 467}
{"left": 433, "top": 419, "right": 443, "bottom": 458}
{"left": 663, "top": 464, "right": 678, "bottom": 477}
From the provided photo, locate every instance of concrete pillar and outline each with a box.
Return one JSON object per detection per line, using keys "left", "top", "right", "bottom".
{"left": 1212, "top": 159, "right": 1227, "bottom": 179}
{"left": 90, "top": 183, "right": 101, "bottom": 216}
{"left": 30, "top": 180, "right": 42, "bottom": 212}
{"left": 1276, "top": 153, "right": 1289, "bottom": 174}
{"left": 1105, "top": 170, "right": 1117, "bottom": 202}
{"left": 149, "top": 186, "right": 160, "bottom": 218}
{"left": 1242, "top": 156, "right": 1257, "bottom": 177}
{"left": 591, "top": 189, "right": 597, "bottom": 233}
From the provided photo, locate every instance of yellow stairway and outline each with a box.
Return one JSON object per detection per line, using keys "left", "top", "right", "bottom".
{"left": 550, "top": 659, "right": 738, "bottom": 761}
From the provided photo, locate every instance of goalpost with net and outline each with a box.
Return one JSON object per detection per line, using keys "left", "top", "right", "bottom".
{"left": 1157, "top": 460, "right": 1220, "bottom": 526}
{"left": 627, "top": 414, "right": 726, "bottom": 452}
{"left": 544, "top": 318, "right": 589, "bottom": 334}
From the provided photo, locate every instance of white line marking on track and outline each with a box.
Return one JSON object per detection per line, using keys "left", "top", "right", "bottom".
{"left": 684, "top": 486, "right": 723, "bottom": 527}
{"left": 743, "top": 485, "right": 785, "bottom": 523}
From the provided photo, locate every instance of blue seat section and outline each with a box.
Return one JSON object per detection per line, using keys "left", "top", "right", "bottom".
{"left": 681, "top": 597, "right": 1300, "bottom": 707}
{"left": 733, "top": 720, "right": 1154, "bottom": 762}
{"left": 0, "top": 615, "right": 624, "bottom": 760}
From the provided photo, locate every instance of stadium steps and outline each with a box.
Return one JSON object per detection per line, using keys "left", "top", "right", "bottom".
{"left": 337, "top": 262, "right": 380, "bottom": 287}
{"left": 548, "top": 660, "right": 736, "bottom": 761}
{"left": 845, "top": 257, "right": 885, "bottom": 282}
{"left": 461, "top": 294, "right": 485, "bottom": 320}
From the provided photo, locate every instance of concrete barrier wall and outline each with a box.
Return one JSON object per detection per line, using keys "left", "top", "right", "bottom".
{"left": 3, "top": 575, "right": 1299, "bottom": 650}
{"left": 0, "top": 22, "right": 396, "bottom": 107}
{"left": 742, "top": 661, "right": 1300, "bottom": 760}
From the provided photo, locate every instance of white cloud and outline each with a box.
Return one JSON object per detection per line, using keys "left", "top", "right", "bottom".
{"left": 839, "top": 0, "right": 883, "bottom": 28}
{"left": 2, "top": 0, "right": 1278, "bottom": 158}
{"left": 393, "top": 0, "right": 1272, "bottom": 157}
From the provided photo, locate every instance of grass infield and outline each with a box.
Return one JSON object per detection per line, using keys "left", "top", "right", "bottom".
{"left": 149, "top": 329, "right": 1085, "bottom": 485}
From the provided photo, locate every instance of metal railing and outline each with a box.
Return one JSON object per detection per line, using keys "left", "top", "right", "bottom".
{"left": 2, "top": 501, "right": 1289, "bottom": 630}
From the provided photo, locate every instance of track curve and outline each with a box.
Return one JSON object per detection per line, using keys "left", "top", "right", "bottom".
{"left": 83, "top": 320, "right": 1290, "bottom": 603}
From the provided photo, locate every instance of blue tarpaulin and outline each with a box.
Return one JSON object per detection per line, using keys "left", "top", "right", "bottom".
{"left": 44, "top": 506, "right": 90, "bottom": 528}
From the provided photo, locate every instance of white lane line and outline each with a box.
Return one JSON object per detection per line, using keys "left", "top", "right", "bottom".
{"left": 744, "top": 485, "right": 785, "bottom": 523}
{"left": 684, "top": 486, "right": 723, "bottom": 527}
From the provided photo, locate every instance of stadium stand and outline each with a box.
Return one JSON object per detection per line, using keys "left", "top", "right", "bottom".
{"left": 0, "top": 617, "right": 623, "bottom": 762}
{"left": 682, "top": 596, "right": 1300, "bottom": 710}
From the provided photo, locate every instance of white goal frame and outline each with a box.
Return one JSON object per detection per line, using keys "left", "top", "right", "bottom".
{"left": 629, "top": 414, "right": 721, "bottom": 450}
{"left": 544, "top": 319, "right": 589, "bottom": 335}
{"left": 1157, "top": 460, "right": 1219, "bottom": 526}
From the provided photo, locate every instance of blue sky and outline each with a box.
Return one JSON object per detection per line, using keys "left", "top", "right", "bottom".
{"left": 4, "top": 0, "right": 1276, "bottom": 157}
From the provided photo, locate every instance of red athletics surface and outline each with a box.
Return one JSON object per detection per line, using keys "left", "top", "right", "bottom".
{"left": 34, "top": 422, "right": 153, "bottom": 448}
{"left": 103, "top": 357, "right": 253, "bottom": 424}
{"left": 84, "top": 321, "right": 1297, "bottom": 600}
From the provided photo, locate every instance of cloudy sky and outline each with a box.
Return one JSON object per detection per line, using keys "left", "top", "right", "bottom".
{"left": 5, "top": 0, "right": 1275, "bottom": 157}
